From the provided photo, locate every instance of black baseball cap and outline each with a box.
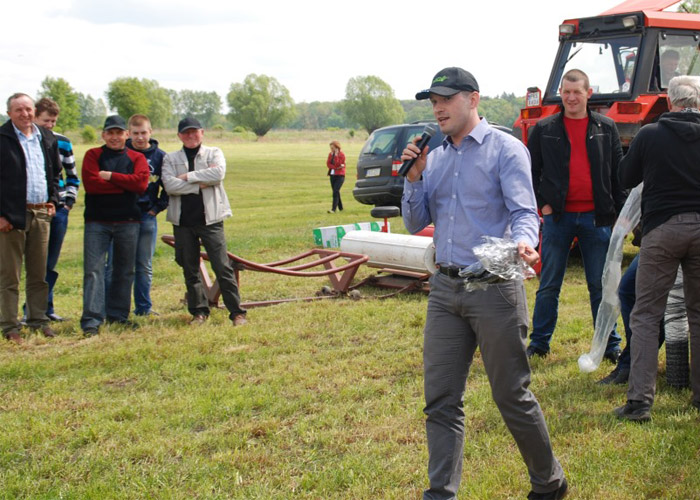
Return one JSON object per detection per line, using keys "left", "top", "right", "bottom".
{"left": 103, "top": 115, "right": 127, "bottom": 130}
{"left": 415, "top": 67, "right": 480, "bottom": 100}
{"left": 178, "top": 116, "right": 203, "bottom": 133}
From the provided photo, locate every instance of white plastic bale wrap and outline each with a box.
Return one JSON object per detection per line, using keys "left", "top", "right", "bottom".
{"left": 578, "top": 184, "right": 643, "bottom": 373}
{"left": 340, "top": 230, "right": 437, "bottom": 274}
{"left": 665, "top": 267, "right": 690, "bottom": 388}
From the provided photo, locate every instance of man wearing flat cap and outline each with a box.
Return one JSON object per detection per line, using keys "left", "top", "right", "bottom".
{"left": 402, "top": 67, "right": 567, "bottom": 499}
{"left": 162, "top": 117, "right": 247, "bottom": 327}
{"left": 80, "top": 115, "right": 149, "bottom": 336}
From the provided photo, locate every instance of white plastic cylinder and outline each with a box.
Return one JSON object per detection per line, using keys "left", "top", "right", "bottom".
{"left": 340, "top": 230, "right": 437, "bottom": 274}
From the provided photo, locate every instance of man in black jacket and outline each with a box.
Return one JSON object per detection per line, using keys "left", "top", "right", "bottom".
{"left": 527, "top": 69, "right": 625, "bottom": 361}
{"left": 0, "top": 93, "right": 60, "bottom": 343}
{"left": 615, "top": 75, "right": 700, "bottom": 422}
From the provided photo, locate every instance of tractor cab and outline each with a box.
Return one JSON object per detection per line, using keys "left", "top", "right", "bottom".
{"left": 515, "top": 0, "right": 700, "bottom": 148}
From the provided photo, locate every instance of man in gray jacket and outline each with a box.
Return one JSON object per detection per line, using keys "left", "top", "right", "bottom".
{"left": 162, "top": 117, "right": 247, "bottom": 326}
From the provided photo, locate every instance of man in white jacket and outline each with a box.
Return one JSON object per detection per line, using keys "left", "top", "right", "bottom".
{"left": 162, "top": 117, "right": 247, "bottom": 326}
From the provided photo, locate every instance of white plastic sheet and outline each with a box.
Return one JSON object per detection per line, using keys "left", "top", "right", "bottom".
{"left": 578, "top": 184, "right": 643, "bottom": 373}
{"left": 460, "top": 237, "right": 536, "bottom": 292}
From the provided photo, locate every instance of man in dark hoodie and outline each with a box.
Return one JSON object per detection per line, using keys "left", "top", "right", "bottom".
{"left": 80, "top": 115, "right": 149, "bottom": 336}
{"left": 104, "top": 114, "right": 167, "bottom": 317}
{"left": 615, "top": 75, "right": 700, "bottom": 421}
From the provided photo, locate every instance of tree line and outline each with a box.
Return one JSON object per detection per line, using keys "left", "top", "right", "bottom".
{"left": 7, "top": 75, "right": 525, "bottom": 138}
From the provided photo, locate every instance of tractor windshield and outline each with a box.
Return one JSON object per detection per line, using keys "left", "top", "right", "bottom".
{"left": 655, "top": 33, "right": 700, "bottom": 90}
{"left": 548, "top": 34, "right": 641, "bottom": 97}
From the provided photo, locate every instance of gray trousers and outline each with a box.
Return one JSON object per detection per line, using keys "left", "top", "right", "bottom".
{"left": 423, "top": 272, "right": 564, "bottom": 499}
{"left": 628, "top": 213, "right": 700, "bottom": 407}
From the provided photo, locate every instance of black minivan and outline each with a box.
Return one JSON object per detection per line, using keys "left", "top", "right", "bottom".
{"left": 352, "top": 121, "right": 513, "bottom": 207}
{"left": 352, "top": 122, "right": 444, "bottom": 207}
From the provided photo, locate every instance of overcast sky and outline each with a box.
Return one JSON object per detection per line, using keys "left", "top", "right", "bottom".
{"left": 0, "top": 0, "right": 678, "bottom": 110}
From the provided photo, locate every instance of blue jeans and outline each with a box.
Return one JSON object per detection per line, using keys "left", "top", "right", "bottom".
{"left": 530, "top": 212, "right": 621, "bottom": 354}
{"left": 45, "top": 206, "right": 69, "bottom": 315}
{"left": 81, "top": 222, "right": 139, "bottom": 331}
{"left": 105, "top": 213, "right": 158, "bottom": 315}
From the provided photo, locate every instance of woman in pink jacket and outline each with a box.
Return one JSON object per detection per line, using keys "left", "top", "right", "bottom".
{"left": 326, "top": 140, "right": 345, "bottom": 213}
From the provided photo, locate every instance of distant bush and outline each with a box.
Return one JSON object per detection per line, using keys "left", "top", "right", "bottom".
{"left": 81, "top": 125, "right": 98, "bottom": 143}
{"left": 212, "top": 124, "right": 224, "bottom": 131}
{"left": 348, "top": 129, "right": 355, "bottom": 138}
{"left": 232, "top": 125, "right": 247, "bottom": 133}
{"left": 326, "top": 126, "right": 340, "bottom": 132}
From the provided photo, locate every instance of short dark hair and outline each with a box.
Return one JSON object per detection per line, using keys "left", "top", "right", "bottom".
{"left": 35, "top": 97, "right": 60, "bottom": 117}
{"left": 562, "top": 69, "right": 590, "bottom": 91}
{"left": 6, "top": 93, "right": 33, "bottom": 113}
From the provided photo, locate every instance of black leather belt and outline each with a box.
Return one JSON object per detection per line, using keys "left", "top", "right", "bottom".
{"left": 438, "top": 265, "right": 507, "bottom": 284}
{"left": 438, "top": 266, "right": 463, "bottom": 278}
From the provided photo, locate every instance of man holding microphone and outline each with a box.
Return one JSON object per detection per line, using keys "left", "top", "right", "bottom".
{"left": 401, "top": 67, "right": 567, "bottom": 500}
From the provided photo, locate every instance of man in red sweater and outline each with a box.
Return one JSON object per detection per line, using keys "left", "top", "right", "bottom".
{"left": 80, "top": 115, "right": 149, "bottom": 336}
{"left": 527, "top": 69, "right": 626, "bottom": 361}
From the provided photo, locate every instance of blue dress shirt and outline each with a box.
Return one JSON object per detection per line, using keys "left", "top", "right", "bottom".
{"left": 402, "top": 118, "right": 539, "bottom": 268}
{"left": 14, "top": 123, "right": 48, "bottom": 204}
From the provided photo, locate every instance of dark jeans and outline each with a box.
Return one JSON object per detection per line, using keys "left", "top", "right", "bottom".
{"left": 628, "top": 214, "right": 700, "bottom": 407}
{"left": 106, "top": 212, "right": 158, "bottom": 315}
{"left": 173, "top": 222, "right": 246, "bottom": 320}
{"left": 617, "top": 254, "right": 664, "bottom": 371}
{"left": 423, "top": 273, "right": 564, "bottom": 499}
{"left": 530, "top": 212, "right": 621, "bottom": 354}
{"left": 329, "top": 175, "right": 344, "bottom": 211}
{"left": 46, "top": 206, "right": 69, "bottom": 315}
{"left": 81, "top": 222, "right": 139, "bottom": 331}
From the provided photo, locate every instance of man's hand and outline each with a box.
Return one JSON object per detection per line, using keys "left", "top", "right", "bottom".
{"left": 98, "top": 170, "right": 112, "bottom": 181}
{"left": 177, "top": 172, "right": 189, "bottom": 181}
{"left": 518, "top": 241, "right": 540, "bottom": 267}
{"left": 400, "top": 138, "right": 430, "bottom": 183}
{"left": 47, "top": 204, "right": 55, "bottom": 217}
{"left": 541, "top": 204, "right": 553, "bottom": 215}
{"left": 0, "top": 216, "right": 13, "bottom": 233}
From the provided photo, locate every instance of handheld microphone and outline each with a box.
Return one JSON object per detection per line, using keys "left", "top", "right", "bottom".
{"left": 398, "top": 123, "right": 438, "bottom": 177}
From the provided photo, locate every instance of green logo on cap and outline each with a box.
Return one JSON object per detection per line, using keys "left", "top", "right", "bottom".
{"left": 433, "top": 76, "right": 448, "bottom": 83}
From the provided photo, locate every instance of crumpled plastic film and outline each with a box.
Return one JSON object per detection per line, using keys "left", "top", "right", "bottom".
{"left": 578, "top": 184, "right": 643, "bottom": 373}
{"left": 460, "top": 236, "right": 536, "bottom": 292}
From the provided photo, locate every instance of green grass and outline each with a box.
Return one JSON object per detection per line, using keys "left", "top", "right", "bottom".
{"left": 1, "top": 131, "right": 699, "bottom": 499}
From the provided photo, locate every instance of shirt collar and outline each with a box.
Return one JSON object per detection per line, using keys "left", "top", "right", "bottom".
{"left": 12, "top": 122, "right": 41, "bottom": 140}
{"left": 441, "top": 117, "right": 490, "bottom": 149}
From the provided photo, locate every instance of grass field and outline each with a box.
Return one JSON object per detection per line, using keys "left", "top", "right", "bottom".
{"left": 1, "top": 130, "right": 698, "bottom": 499}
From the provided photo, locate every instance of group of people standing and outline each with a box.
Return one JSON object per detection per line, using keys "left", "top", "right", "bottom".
{"left": 402, "top": 66, "right": 700, "bottom": 499}
{"left": 0, "top": 93, "right": 246, "bottom": 343}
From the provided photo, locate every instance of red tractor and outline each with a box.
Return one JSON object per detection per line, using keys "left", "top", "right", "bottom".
{"left": 515, "top": 0, "right": 700, "bottom": 273}
{"left": 515, "top": 0, "right": 700, "bottom": 148}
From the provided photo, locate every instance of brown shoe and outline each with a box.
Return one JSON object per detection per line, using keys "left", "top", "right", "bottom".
{"left": 190, "top": 314, "right": 208, "bottom": 326}
{"left": 4, "top": 329, "right": 23, "bottom": 344}
{"left": 232, "top": 314, "right": 248, "bottom": 326}
{"left": 34, "top": 325, "right": 57, "bottom": 338}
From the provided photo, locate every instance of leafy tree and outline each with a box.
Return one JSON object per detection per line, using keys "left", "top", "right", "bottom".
{"left": 679, "top": 0, "right": 700, "bottom": 12}
{"left": 77, "top": 93, "right": 107, "bottom": 128}
{"left": 289, "top": 101, "right": 348, "bottom": 129}
{"left": 227, "top": 74, "right": 295, "bottom": 137}
{"left": 174, "top": 90, "right": 222, "bottom": 128}
{"left": 342, "top": 76, "right": 404, "bottom": 134}
{"left": 106, "top": 77, "right": 172, "bottom": 128}
{"left": 38, "top": 77, "right": 80, "bottom": 131}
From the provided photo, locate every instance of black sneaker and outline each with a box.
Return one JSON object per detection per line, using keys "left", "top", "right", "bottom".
{"left": 106, "top": 318, "right": 139, "bottom": 330}
{"left": 612, "top": 367, "right": 630, "bottom": 385}
{"left": 526, "top": 345, "right": 549, "bottom": 359}
{"left": 604, "top": 348, "right": 622, "bottom": 364}
{"left": 528, "top": 478, "right": 568, "bottom": 499}
{"left": 83, "top": 327, "right": 99, "bottom": 337}
{"left": 614, "top": 400, "right": 651, "bottom": 422}
{"left": 597, "top": 366, "right": 620, "bottom": 385}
